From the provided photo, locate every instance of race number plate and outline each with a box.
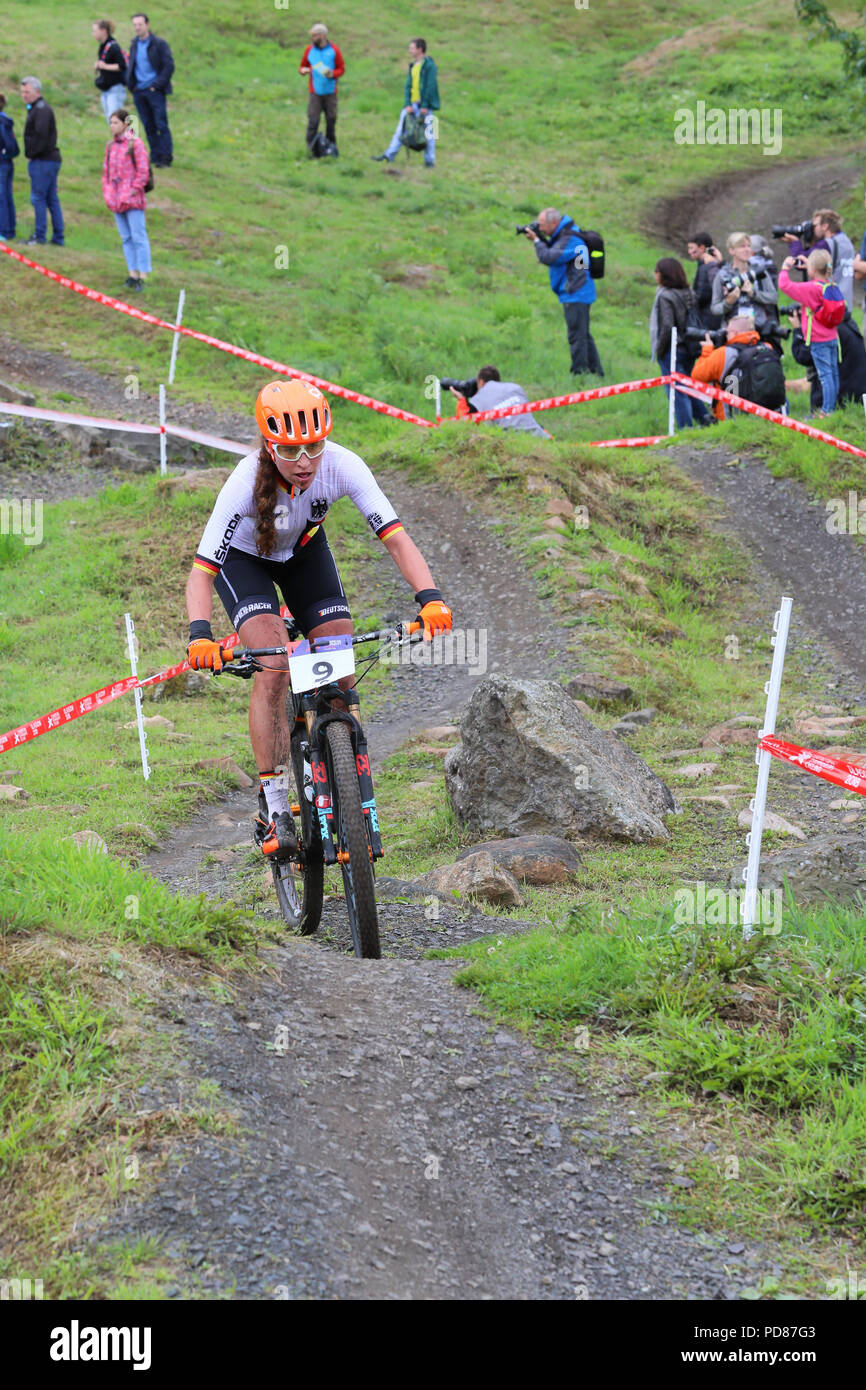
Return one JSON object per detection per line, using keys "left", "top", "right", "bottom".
{"left": 289, "top": 635, "right": 355, "bottom": 694}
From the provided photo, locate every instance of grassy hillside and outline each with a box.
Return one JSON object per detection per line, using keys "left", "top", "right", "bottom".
{"left": 1, "top": 0, "right": 864, "bottom": 464}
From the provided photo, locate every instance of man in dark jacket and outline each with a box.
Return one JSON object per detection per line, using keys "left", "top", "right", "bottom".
{"left": 0, "top": 94, "right": 19, "bottom": 240}
{"left": 373, "top": 38, "right": 439, "bottom": 167}
{"left": 524, "top": 207, "right": 602, "bottom": 377}
{"left": 790, "top": 306, "right": 866, "bottom": 412}
{"left": 127, "top": 12, "right": 174, "bottom": 167}
{"left": 20, "top": 78, "right": 63, "bottom": 246}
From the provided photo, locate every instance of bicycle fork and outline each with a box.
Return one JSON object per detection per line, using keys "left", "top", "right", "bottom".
{"left": 301, "top": 695, "right": 384, "bottom": 867}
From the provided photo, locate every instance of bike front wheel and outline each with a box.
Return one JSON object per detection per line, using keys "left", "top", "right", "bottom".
{"left": 323, "top": 719, "right": 380, "bottom": 959}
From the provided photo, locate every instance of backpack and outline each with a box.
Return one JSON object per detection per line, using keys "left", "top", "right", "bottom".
{"left": 401, "top": 111, "right": 427, "bottom": 152}
{"left": 726, "top": 342, "right": 786, "bottom": 409}
{"left": 577, "top": 227, "right": 605, "bottom": 280}
{"left": 128, "top": 138, "right": 154, "bottom": 193}
{"left": 310, "top": 131, "right": 338, "bottom": 158}
{"left": 811, "top": 282, "right": 845, "bottom": 333}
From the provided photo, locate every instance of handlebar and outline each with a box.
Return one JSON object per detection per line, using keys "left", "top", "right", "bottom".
{"left": 216, "top": 619, "right": 425, "bottom": 677}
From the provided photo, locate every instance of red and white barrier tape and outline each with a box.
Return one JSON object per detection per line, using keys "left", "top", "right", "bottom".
{"left": 0, "top": 401, "right": 249, "bottom": 455}
{"left": 588, "top": 435, "right": 666, "bottom": 448}
{"left": 759, "top": 734, "right": 866, "bottom": 795}
{"left": 0, "top": 607, "right": 289, "bottom": 755}
{"left": 669, "top": 372, "right": 866, "bottom": 460}
{"left": 0, "top": 243, "right": 435, "bottom": 429}
{"left": 456, "top": 376, "right": 668, "bottom": 423}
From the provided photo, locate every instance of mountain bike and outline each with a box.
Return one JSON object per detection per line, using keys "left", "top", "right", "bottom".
{"left": 218, "top": 616, "right": 423, "bottom": 959}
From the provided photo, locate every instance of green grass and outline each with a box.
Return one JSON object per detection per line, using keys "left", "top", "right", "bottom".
{"left": 446, "top": 894, "right": 866, "bottom": 1246}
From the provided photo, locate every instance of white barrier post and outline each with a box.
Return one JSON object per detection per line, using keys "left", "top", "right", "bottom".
{"left": 862, "top": 391, "right": 866, "bottom": 425}
{"left": 668, "top": 326, "right": 678, "bottom": 436}
{"left": 741, "top": 595, "right": 793, "bottom": 939}
{"left": 168, "top": 288, "right": 186, "bottom": 385}
{"left": 159, "top": 385, "right": 167, "bottom": 476}
{"left": 434, "top": 376, "right": 442, "bottom": 426}
{"left": 124, "top": 613, "right": 150, "bottom": 782}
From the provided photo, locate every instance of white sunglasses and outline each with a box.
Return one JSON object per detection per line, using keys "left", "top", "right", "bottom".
{"left": 273, "top": 439, "right": 327, "bottom": 463}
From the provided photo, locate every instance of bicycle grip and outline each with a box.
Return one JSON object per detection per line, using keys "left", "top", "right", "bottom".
{"left": 406, "top": 621, "right": 422, "bottom": 635}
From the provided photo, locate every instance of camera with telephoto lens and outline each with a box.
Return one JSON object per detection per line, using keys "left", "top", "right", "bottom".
{"left": 515, "top": 221, "right": 541, "bottom": 236}
{"left": 771, "top": 218, "right": 814, "bottom": 247}
{"left": 684, "top": 327, "right": 727, "bottom": 347}
{"left": 719, "top": 267, "right": 746, "bottom": 294}
{"left": 439, "top": 377, "right": 477, "bottom": 399}
{"left": 777, "top": 305, "right": 799, "bottom": 318}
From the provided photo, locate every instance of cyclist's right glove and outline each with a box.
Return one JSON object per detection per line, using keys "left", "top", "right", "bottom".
{"left": 415, "top": 588, "right": 453, "bottom": 640}
{"left": 187, "top": 620, "right": 225, "bottom": 673}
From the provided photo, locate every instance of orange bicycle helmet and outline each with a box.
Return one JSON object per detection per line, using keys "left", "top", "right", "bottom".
{"left": 255, "top": 380, "right": 333, "bottom": 450}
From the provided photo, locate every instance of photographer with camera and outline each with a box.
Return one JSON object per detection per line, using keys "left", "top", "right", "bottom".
{"left": 649, "top": 258, "right": 710, "bottom": 429}
{"left": 777, "top": 210, "right": 855, "bottom": 311}
{"left": 780, "top": 248, "right": 844, "bottom": 414}
{"left": 711, "top": 233, "right": 778, "bottom": 333}
{"left": 686, "top": 231, "right": 723, "bottom": 329}
{"left": 789, "top": 304, "right": 866, "bottom": 412}
{"left": 689, "top": 315, "right": 787, "bottom": 417}
{"left": 522, "top": 208, "right": 603, "bottom": 378}
{"left": 444, "top": 366, "right": 552, "bottom": 438}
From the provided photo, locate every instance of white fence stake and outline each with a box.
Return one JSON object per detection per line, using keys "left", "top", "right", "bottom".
{"left": 741, "top": 596, "right": 793, "bottom": 939}
{"left": 124, "top": 612, "right": 150, "bottom": 782}
{"left": 862, "top": 391, "right": 866, "bottom": 425}
{"left": 159, "top": 385, "right": 167, "bottom": 476}
{"left": 668, "top": 325, "right": 678, "bottom": 436}
{"left": 434, "top": 376, "right": 442, "bottom": 425}
{"left": 168, "top": 288, "right": 186, "bottom": 385}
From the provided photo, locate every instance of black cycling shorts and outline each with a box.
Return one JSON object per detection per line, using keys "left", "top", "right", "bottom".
{"left": 215, "top": 530, "right": 351, "bottom": 636}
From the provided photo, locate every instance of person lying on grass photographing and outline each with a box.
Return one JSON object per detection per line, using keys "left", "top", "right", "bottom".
{"left": 184, "top": 380, "right": 452, "bottom": 858}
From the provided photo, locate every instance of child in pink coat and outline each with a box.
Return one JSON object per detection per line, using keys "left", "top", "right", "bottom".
{"left": 779, "top": 248, "right": 840, "bottom": 413}
{"left": 102, "top": 108, "right": 151, "bottom": 292}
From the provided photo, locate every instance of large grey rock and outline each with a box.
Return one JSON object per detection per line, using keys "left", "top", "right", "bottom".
{"left": 456, "top": 835, "right": 581, "bottom": 884}
{"left": 444, "top": 676, "right": 678, "bottom": 843}
{"left": 100, "top": 445, "right": 155, "bottom": 474}
{"left": 730, "top": 832, "right": 866, "bottom": 907}
{"left": 0, "top": 379, "right": 36, "bottom": 406}
{"left": 415, "top": 851, "right": 524, "bottom": 908}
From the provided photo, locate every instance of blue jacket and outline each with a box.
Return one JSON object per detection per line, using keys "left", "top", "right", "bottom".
{"left": 0, "top": 111, "right": 19, "bottom": 163}
{"left": 534, "top": 216, "right": 595, "bottom": 305}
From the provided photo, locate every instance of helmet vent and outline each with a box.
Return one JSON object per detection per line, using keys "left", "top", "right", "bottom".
{"left": 266, "top": 414, "right": 279, "bottom": 434}
{"left": 297, "top": 409, "right": 309, "bottom": 437}
{"left": 311, "top": 407, "right": 320, "bottom": 433}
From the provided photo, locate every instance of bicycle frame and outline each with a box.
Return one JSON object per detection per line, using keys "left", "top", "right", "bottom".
{"left": 219, "top": 619, "right": 421, "bottom": 868}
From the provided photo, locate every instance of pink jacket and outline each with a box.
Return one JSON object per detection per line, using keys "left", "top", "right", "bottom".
{"left": 102, "top": 133, "right": 149, "bottom": 214}
{"left": 779, "top": 269, "right": 838, "bottom": 343}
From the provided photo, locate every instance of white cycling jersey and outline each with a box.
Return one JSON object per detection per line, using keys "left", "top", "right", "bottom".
{"left": 193, "top": 440, "right": 402, "bottom": 576}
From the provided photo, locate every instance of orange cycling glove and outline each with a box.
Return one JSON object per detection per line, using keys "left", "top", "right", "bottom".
{"left": 416, "top": 589, "right": 453, "bottom": 640}
{"left": 187, "top": 621, "right": 225, "bottom": 673}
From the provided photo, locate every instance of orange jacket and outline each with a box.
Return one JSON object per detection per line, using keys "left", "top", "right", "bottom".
{"left": 691, "top": 329, "right": 760, "bottom": 385}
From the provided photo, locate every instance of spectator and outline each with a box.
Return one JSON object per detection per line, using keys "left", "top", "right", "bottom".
{"left": 711, "top": 233, "right": 777, "bottom": 332}
{"left": 687, "top": 231, "right": 722, "bottom": 329}
{"left": 93, "top": 19, "right": 127, "bottom": 123}
{"left": 450, "top": 367, "right": 552, "bottom": 438}
{"left": 127, "top": 11, "right": 174, "bottom": 167}
{"left": 783, "top": 210, "right": 855, "bottom": 311}
{"left": 524, "top": 207, "right": 602, "bottom": 378}
{"left": 20, "top": 77, "right": 63, "bottom": 247}
{"left": 0, "top": 94, "right": 19, "bottom": 241}
{"left": 780, "top": 249, "right": 841, "bottom": 414}
{"left": 691, "top": 316, "right": 786, "bottom": 417}
{"left": 299, "top": 23, "right": 344, "bottom": 156}
{"left": 790, "top": 306, "right": 866, "bottom": 412}
{"left": 102, "top": 107, "right": 151, "bottom": 293}
{"left": 372, "top": 37, "right": 439, "bottom": 168}
{"left": 649, "top": 257, "right": 709, "bottom": 429}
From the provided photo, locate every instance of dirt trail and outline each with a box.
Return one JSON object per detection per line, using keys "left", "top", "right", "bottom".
{"left": 644, "top": 148, "right": 866, "bottom": 259}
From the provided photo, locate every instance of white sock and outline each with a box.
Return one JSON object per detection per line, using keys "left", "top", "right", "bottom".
{"left": 260, "top": 772, "right": 290, "bottom": 817}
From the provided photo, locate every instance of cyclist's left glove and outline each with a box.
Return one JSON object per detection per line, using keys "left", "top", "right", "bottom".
{"left": 187, "top": 619, "right": 225, "bottom": 673}
{"left": 416, "top": 588, "right": 453, "bottom": 640}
